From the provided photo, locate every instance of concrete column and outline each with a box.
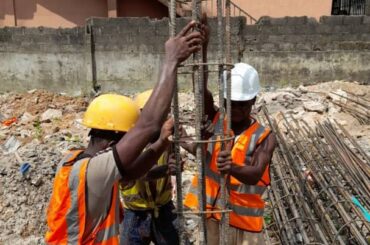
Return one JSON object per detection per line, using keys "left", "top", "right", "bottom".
{"left": 107, "top": 0, "right": 117, "bottom": 17}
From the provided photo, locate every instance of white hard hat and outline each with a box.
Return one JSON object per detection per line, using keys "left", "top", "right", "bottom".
{"left": 223, "top": 63, "right": 260, "bottom": 101}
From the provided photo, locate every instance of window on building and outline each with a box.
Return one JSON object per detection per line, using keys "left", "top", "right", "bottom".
{"left": 331, "top": 0, "right": 366, "bottom": 15}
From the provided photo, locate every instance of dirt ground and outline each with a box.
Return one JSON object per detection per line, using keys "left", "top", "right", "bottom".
{"left": 0, "top": 81, "right": 369, "bottom": 244}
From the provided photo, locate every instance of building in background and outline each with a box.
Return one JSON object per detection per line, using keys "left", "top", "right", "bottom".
{"left": 202, "top": 0, "right": 332, "bottom": 23}
{"left": 0, "top": 0, "right": 368, "bottom": 27}
{"left": 0, "top": 0, "right": 169, "bottom": 27}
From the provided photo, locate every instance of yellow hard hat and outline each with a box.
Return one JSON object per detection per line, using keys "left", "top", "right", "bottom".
{"left": 134, "top": 89, "right": 153, "bottom": 109}
{"left": 82, "top": 94, "right": 139, "bottom": 132}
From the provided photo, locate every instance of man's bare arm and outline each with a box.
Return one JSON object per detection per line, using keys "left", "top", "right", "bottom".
{"left": 143, "top": 165, "right": 169, "bottom": 180}
{"left": 230, "top": 133, "right": 276, "bottom": 185}
{"left": 217, "top": 133, "right": 277, "bottom": 185}
{"left": 115, "top": 22, "right": 205, "bottom": 179}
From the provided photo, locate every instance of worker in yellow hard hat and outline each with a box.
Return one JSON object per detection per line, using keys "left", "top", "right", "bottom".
{"left": 45, "top": 20, "right": 207, "bottom": 244}
{"left": 120, "top": 89, "right": 181, "bottom": 245}
{"left": 134, "top": 89, "right": 153, "bottom": 110}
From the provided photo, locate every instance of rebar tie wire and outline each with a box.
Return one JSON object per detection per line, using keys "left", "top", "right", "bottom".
{"left": 170, "top": 135, "right": 235, "bottom": 144}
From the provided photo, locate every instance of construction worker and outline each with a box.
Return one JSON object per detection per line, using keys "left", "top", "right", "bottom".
{"left": 45, "top": 20, "right": 206, "bottom": 244}
{"left": 185, "top": 62, "right": 277, "bottom": 244}
{"left": 184, "top": 17, "right": 276, "bottom": 245}
{"left": 119, "top": 89, "right": 181, "bottom": 245}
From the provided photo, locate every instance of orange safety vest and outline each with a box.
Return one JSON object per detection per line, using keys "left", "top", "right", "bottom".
{"left": 45, "top": 150, "right": 120, "bottom": 244}
{"left": 184, "top": 112, "right": 271, "bottom": 232}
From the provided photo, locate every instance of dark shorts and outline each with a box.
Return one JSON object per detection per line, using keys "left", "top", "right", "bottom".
{"left": 119, "top": 201, "right": 180, "bottom": 245}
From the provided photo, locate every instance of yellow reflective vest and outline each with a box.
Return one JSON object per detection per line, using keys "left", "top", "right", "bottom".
{"left": 120, "top": 151, "right": 172, "bottom": 216}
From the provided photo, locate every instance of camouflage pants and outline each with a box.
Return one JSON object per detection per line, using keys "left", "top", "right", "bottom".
{"left": 120, "top": 201, "right": 179, "bottom": 245}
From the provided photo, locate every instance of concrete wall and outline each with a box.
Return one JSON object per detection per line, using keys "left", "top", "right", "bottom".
{"left": 243, "top": 16, "right": 370, "bottom": 87}
{"left": 89, "top": 17, "right": 242, "bottom": 94}
{"left": 0, "top": 16, "right": 369, "bottom": 95}
{"left": 0, "top": 26, "right": 89, "bottom": 95}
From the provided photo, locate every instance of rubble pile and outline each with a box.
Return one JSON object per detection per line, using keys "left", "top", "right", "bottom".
{"left": 0, "top": 90, "right": 88, "bottom": 244}
{"left": 0, "top": 81, "right": 369, "bottom": 244}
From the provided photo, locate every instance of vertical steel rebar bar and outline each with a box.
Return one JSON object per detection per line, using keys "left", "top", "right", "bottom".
{"left": 219, "top": 1, "right": 232, "bottom": 244}
{"left": 216, "top": 0, "right": 228, "bottom": 244}
{"left": 192, "top": 0, "right": 207, "bottom": 244}
{"left": 168, "top": 2, "right": 185, "bottom": 244}
{"left": 225, "top": 3, "right": 232, "bottom": 150}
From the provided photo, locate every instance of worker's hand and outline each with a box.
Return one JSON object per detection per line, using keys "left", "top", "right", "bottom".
{"left": 217, "top": 150, "right": 232, "bottom": 175}
{"left": 165, "top": 21, "right": 204, "bottom": 64}
{"left": 201, "top": 116, "right": 214, "bottom": 140}
{"left": 177, "top": 125, "right": 196, "bottom": 155}
{"left": 200, "top": 13, "right": 210, "bottom": 47}
{"left": 159, "top": 117, "right": 174, "bottom": 144}
{"left": 167, "top": 153, "right": 185, "bottom": 176}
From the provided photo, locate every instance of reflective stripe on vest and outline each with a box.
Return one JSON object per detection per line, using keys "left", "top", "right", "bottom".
{"left": 93, "top": 183, "right": 120, "bottom": 244}
{"left": 45, "top": 150, "right": 120, "bottom": 244}
{"left": 184, "top": 112, "right": 271, "bottom": 232}
{"left": 56, "top": 150, "right": 83, "bottom": 174}
{"left": 95, "top": 224, "right": 118, "bottom": 243}
{"left": 204, "top": 115, "right": 268, "bottom": 195}
{"left": 187, "top": 184, "right": 264, "bottom": 217}
{"left": 121, "top": 151, "right": 172, "bottom": 211}
{"left": 204, "top": 160, "right": 266, "bottom": 195}
{"left": 66, "top": 159, "right": 86, "bottom": 243}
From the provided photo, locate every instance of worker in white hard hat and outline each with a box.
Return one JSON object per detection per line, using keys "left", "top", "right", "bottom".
{"left": 184, "top": 16, "right": 276, "bottom": 245}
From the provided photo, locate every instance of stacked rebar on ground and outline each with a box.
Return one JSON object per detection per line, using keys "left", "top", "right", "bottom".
{"left": 262, "top": 108, "right": 370, "bottom": 245}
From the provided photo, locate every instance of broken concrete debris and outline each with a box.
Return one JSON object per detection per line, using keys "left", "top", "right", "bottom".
{"left": 0, "top": 81, "right": 369, "bottom": 244}
{"left": 41, "top": 109, "right": 62, "bottom": 122}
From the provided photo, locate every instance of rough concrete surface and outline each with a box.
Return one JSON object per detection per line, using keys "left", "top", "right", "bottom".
{"left": 0, "top": 16, "right": 369, "bottom": 95}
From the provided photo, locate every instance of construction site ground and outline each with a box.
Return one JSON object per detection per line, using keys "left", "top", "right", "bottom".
{"left": 0, "top": 81, "right": 369, "bottom": 244}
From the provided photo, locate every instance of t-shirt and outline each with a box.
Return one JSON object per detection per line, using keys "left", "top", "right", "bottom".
{"left": 83, "top": 148, "right": 122, "bottom": 239}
